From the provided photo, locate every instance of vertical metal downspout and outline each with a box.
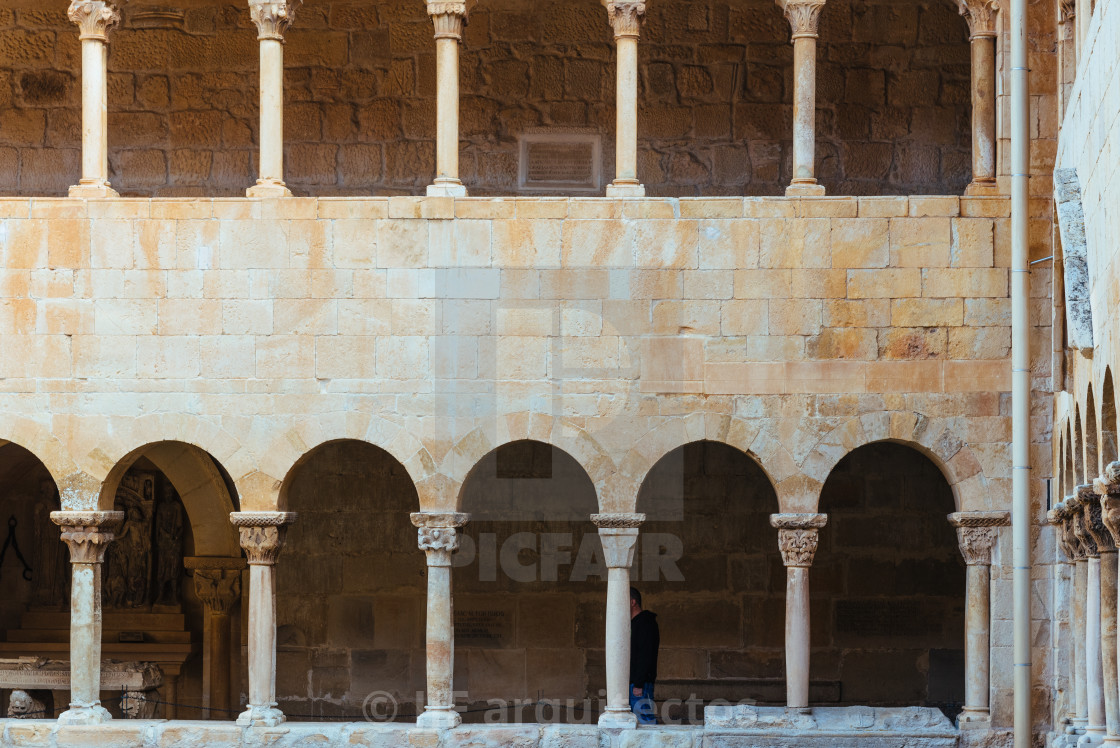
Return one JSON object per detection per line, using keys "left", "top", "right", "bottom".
{"left": 1010, "top": 0, "right": 1032, "bottom": 742}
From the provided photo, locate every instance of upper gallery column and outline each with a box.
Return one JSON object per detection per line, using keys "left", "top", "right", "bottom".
{"left": 246, "top": 0, "right": 300, "bottom": 198}
{"left": 956, "top": 0, "right": 999, "bottom": 194}
{"left": 50, "top": 510, "right": 124, "bottom": 724}
{"left": 603, "top": 1, "right": 646, "bottom": 198}
{"left": 1098, "top": 463, "right": 1120, "bottom": 748}
{"left": 425, "top": 1, "right": 472, "bottom": 197}
{"left": 67, "top": 1, "right": 122, "bottom": 198}
{"left": 948, "top": 510, "right": 1011, "bottom": 727}
{"left": 776, "top": 0, "right": 826, "bottom": 196}
{"left": 412, "top": 511, "right": 469, "bottom": 728}
{"left": 230, "top": 511, "right": 296, "bottom": 727}
{"left": 1075, "top": 489, "right": 1108, "bottom": 746}
{"left": 593, "top": 512, "right": 644, "bottom": 727}
{"left": 770, "top": 513, "right": 827, "bottom": 711}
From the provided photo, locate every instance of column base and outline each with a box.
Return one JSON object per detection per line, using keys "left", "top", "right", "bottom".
{"left": 1100, "top": 736, "right": 1120, "bottom": 746}
{"left": 1079, "top": 731, "right": 1108, "bottom": 747}
{"left": 605, "top": 181, "right": 646, "bottom": 198}
{"left": 957, "top": 709, "right": 991, "bottom": 729}
{"left": 68, "top": 181, "right": 119, "bottom": 198}
{"left": 427, "top": 179, "right": 468, "bottom": 197}
{"left": 785, "top": 181, "right": 826, "bottom": 196}
{"left": 236, "top": 704, "right": 286, "bottom": 727}
{"left": 246, "top": 180, "right": 293, "bottom": 198}
{"left": 57, "top": 704, "right": 112, "bottom": 725}
{"left": 964, "top": 180, "right": 1002, "bottom": 196}
{"left": 598, "top": 707, "right": 638, "bottom": 728}
{"left": 415, "top": 706, "right": 461, "bottom": 729}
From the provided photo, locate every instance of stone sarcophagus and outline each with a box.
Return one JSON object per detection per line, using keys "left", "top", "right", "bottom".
{"left": 0, "top": 658, "right": 163, "bottom": 719}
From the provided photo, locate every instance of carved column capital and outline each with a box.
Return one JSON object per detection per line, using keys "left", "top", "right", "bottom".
{"left": 1071, "top": 493, "right": 1100, "bottom": 558}
{"left": 51, "top": 511, "right": 124, "bottom": 565}
{"left": 1096, "top": 462, "right": 1120, "bottom": 546}
{"left": 185, "top": 557, "right": 246, "bottom": 616}
{"left": 67, "top": 0, "right": 122, "bottom": 42}
{"left": 603, "top": 0, "right": 647, "bottom": 40}
{"left": 948, "top": 511, "right": 1010, "bottom": 566}
{"left": 769, "top": 512, "right": 828, "bottom": 568}
{"left": 956, "top": 0, "right": 999, "bottom": 38}
{"left": 248, "top": 0, "right": 301, "bottom": 42}
{"left": 593, "top": 513, "right": 644, "bottom": 569}
{"left": 230, "top": 511, "right": 297, "bottom": 565}
{"left": 1059, "top": 0, "right": 1075, "bottom": 23}
{"left": 776, "top": 0, "right": 827, "bottom": 39}
{"left": 1048, "top": 503, "right": 1079, "bottom": 561}
{"left": 426, "top": 0, "right": 473, "bottom": 40}
{"left": 1079, "top": 484, "right": 1115, "bottom": 552}
{"left": 412, "top": 512, "right": 469, "bottom": 566}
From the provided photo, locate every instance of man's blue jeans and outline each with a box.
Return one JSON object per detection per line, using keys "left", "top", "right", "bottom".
{"left": 629, "top": 682, "right": 656, "bottom": 725}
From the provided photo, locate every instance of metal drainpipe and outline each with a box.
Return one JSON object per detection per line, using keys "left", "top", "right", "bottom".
{"left": 1010, "top": 0, "right": 1032, "bottom": 742}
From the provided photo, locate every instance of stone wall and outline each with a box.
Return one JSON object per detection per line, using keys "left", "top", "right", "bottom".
{"left": 0, "top": 0, "right": 973, "bottom": 198}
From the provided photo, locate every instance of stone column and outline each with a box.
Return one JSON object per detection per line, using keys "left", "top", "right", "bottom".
{"left": 603, "top": 1, "right": 646, "bottom": 198}
{"left": 1059, "top": 0, "right": 1076, "bottom": 118}
{"left": 185, "top": 557, "right": 246, "bottom": 718}
{"left": 1071, "top": 502, "right": 1092, "bottom": 737}
{"left": 776, "top": 0, "right": 827, "bottom": 196}
{"left": 770, "top": 513, "right": 827, "bottom": 711}
{"left": 955, "top": 0, "right": 999, "bottom": 194}
{"left": 230, "top": 511, "right": 296, "bottom": 727}
{"left": 67, "top": 1, "right": 121, "bottom": 198}
{"left": 948, "top": 510, "right": 1011, "bottom": 726}
{"left": 426, "top": 1, "right": 472, "bottom": 197}
{"left": 1075, "top": 489, "right": 1108, "bottom": 745}
{"left": 1075, "top": 0, "right": 1089, "bottom": 57}
{"left": 246, "top": 1, "right": 300, "bottom": 197}
{"left": 412, "top": 511, "right": 469, "bottom": 729}
{"left": 1052, "top": 501, "right": 1084, "bottom": 740}
{"left": 50, "top": 510, "right": 124, "bottom": 724}
{"left": 592, "top": 512, "right": 644, "bottom": 727}
{"left": 1098, "top": 463, "right": 1120, "bottom": 747}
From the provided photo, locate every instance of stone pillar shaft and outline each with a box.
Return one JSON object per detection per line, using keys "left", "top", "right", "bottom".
{"left": 230, "top": 511, "right": 295, "bottom": 727}
{"left": 427, "top": 3, "right": 469, "bottom": 197}
{"left": 412, "top": 512, "right": 469, "bottom": 729}
{"left": 1089, "top": 556, "right": 1107, "bottom": 736}
{"left": 68, "top": 1, "right": 120, "bottom": 198}
{"left": 593, "top": 513, "right": 644, "bottom": 727}
{"left": 778, "top": 0, "right": 826, "bottom": 196}
{"left": 247, "top": 1, "right": 300, "bottom": 197}
{"left": 186, "top": 559, "right": 245, "bottom": 718}
{"left": 1078, "top": 559, "right": 1091, "bottom": 728}
{"left": 51, "top": 510, "right": 123, "bottom": 725}
{"left": 957, "top": 0, "right": 998, "bottom": 193}
{"left": 604, "top": 1, "right": 646, "bottom": 197}
{"left": 1096, "top": 464, "right": 1120, "bottom": 746}
{"left": 771, "top": 513, "right": 827, "bottom": 711}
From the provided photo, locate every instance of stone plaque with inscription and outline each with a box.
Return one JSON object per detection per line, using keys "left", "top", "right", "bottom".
{"left": 454, "top": 608, "right": 513, "bottom": 648}
{"left": 518, "top": 131, "right": 601, "bottom": 193}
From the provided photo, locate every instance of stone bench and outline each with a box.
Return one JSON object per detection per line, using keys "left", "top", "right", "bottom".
{"left": 0, "top": 658, "right": 162, "bottom": 719}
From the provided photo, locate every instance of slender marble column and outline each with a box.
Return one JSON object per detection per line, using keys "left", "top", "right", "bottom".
{"left": 777, "top": 0, "right": 827, "bottom": 196}
{"left": 955, "top": 0, "right": 999, "bottom": 194}
{"left": 425, "top": 1, "right": 471, "bottom": 197}
{"left": 1075, "top": 0, "right": 1089, "bottom": 57}
{"left": 1076, "top": 488, "right": 1107, "bottom": 746}
{"left": 67, "top": 1, "right": 121, "bottom": 198}
{"left": 592, "top": 512, "right": 644, "bottom": 727}
{"left": 412, "top": 512, "right": 469, "bottom": 729}
{"left": 186, "top": 558, "right": 246, "bottom": 718}
{"left": 769, "top": 513, "right": 827, "bottom": 711}
{"left": 949, "top": 510, "right": 1011, "bottom": 726}
{"left": 1053, "top": 501, "right": 1085, "bottom": 742}
{"left": 246, "top": 1, "right": 300, "bottom": 197}
{"left": 603, "top": 1, "right": 646, "bottom": 197}
{"left": 230, "top": 511, "right": 296, "bottom": 727}
{"left": 50, "top": 511, "right": 123, "bottom": 724}
{"left": 1098, "top": 463, "right": 1120, "bottom": 746}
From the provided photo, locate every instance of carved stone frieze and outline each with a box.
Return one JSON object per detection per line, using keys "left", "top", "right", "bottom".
{"left": 603, "top": 1, "right": 646, "bottom": 39}
{"left": 247, "top": 0, "right": 301, "bottom": 41}
{"left": 68, "top": 1, "right": 122, "bottom": 41}
{"left": 51, "top": 511, "right": 124, "bottom": 565}
{"left": 955, "top": 0, "right": 999, "bottom": 38}
{"left": 776, "top": 0, "right": 827, "bottom": 39}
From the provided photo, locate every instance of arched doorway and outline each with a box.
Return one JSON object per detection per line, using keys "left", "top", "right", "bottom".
{"left": 634, "top": 440, "right": 781, "bottom": 721}
{"left": 0, "top": 441, "right": 65, "bottom": 717}
{"left": 815, "top": 442, "right": 965, "bottom": 713}
{"left": 275, "top": 440, "right": 423, "bottom": 720}
{"left": 454, "top": 439, "right": 600, "bottom": 723}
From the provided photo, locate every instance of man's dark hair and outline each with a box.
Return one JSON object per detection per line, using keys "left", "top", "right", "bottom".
{"left": 630, "top": 587, "right": 642, "bottom": 608}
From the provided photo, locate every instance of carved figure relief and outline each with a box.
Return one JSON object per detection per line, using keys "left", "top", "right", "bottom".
{"left": 154, "top": 485, "right": 184, "bottom": 606}
{"left": 6, "top": 689, "right": 45, "bottom": 718}
{"left": 104, "top": 471, "right": 185, "bottom": 609}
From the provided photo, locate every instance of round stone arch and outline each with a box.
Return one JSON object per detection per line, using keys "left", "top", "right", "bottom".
{"left": 797, "top": 410, "right": 992, "bottom": 513}
{"left": 608, "top": 412, "right": 792, "bottom": 513}
{"left": 100, "top": 440, "right": 242, "bottom": 557}
{"left": 443, "top": 412, "right": 615, "bottom": 512}
{"left": 259, "top": 413, "right": 435, "bottom": 511}
{"left": 0, "top": 416, "right": 89, "bottom": 506}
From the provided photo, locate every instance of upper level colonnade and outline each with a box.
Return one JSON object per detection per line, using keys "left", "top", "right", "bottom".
{"left": 43, "top": 0, "right": 1003, "bottom": 201}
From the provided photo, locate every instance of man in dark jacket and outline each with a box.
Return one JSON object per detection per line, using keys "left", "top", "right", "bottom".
{"left": 629, "top": 587, "right": 659, "bottom": 725}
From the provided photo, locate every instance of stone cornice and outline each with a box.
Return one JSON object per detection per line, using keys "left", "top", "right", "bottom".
{"left": 410, "top": 512, "right": 470, "bottom": 529}
{"left": 955, "top": 0, "right": 999, "bottom": 39}
{"left": 776, "top": 0, "right": 827, "bottom": 39}
{"left": 947, "top": 510, "right": 1011, "bottom": 528}
{"left": 68, "top": 0, "right": 122, "bottom": 42}
{"left": 603, "top": 0, "right": 646, "bottom": 40}
{"left": 591, "top": 512, "right": 646, "bottom": 529}
{"left": 248, "top": 0, "right": 301, "bottom": 42}
{"left": 770, "top": 513, "right": 828, "bottom": 530}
